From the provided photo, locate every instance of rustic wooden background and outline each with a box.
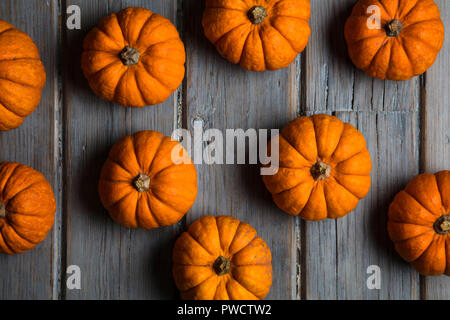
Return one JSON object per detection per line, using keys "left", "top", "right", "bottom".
{"left": 0, "top": 0, "right": 448, "bottom": 300}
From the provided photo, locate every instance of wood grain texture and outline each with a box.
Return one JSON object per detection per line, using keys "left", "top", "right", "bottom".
{"left": 421, "top": 0, "right": 450, "bottom": 300}
{"left": 0, "top": 0, "right": 59, "bottom": 300}
{"left": 184, "top": 0, "right": 300, "bottom": 300}
{"left": 302, "top": 0, "right": 421, "bottom": 299}
{"left": 335, "top": 111, "right": 420, "bottom": 300}
{"left": 63, "top": 0, "right": 181, "bottom": 299}
{"left": 305, "top": 0, "right": 355, "bottom": 112}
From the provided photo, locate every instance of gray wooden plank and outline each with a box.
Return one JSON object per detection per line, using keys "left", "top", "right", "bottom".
{"left": 335, "top": 111, "right": 420, "bottom": 300}
{"left": 305, "top": 0, "right": 355, "bottom": 112}
{"left": 303, "top": 203, "right": 337, "bottom": 299}
{"left": 353, "top": 74, "right": 420, "bottom": 112}
{"left": 303, "top": 0, "right": 420, "bottom": 299}
{"left": 0, "top": 0, "right": 59, "bottom": 299}
{"left": 302, "top": 0, "right": 348, "bottom": 299}
{"left": 421, "top": 0, "right": 450, "bottom": 300}
{"left": 63, "top": 0, "right": 180, "bottom": 299}
{"left": 184, "top": 0, "right": 300, "bottom": 300}
{"left": 301, "top": 0, "right": 357, "bottom": 298}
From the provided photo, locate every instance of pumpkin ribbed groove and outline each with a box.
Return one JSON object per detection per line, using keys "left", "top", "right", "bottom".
{"left": 0, "top": 201, "right": 5, "bottom": 218}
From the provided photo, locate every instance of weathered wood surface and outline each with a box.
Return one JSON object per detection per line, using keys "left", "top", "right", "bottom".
{"left": 62, "top": 0, "right": 181, "bottom": 299}
{"left": 0, "top": 0, "right": 59, "bottom": 300}
{"left": 0, "top": 0, "right": 448, "bottom": 299}
{"left": 184, "top": 0, "right": 300, "bottom": 300}
{"left": 421, "top": 0, "right": 450, "bottom": 301}
{"left": 303, "top": 0, "right": 421, "bottom": 300}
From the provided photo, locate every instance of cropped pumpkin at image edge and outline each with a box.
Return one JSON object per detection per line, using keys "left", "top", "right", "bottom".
{"left": 345, "top": 0, "right": 445, "bottom": 81}
{"left": 203, "top": 0, "right": 311, "bottom": 71}
{"left": 0, "top": 162, "right": 56, "bottom": 255}
{"left": 0, "top": 20, "right": 46, "bottom": 131}
{"left": 388, "top": 171, "right": 450, "bottom": 277}
{"left": 173, "top": 215, "right": 272, "bottom": 300}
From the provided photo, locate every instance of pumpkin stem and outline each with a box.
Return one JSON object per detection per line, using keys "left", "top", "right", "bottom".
{"left": 120, "top": 46, "right": 140, "bottom": 66}
{"left": 434, "top": 215, "right": 450, "bottom": 234}
{"left": 0, "top": 201, "right": 5, "bottom": 218}
{"left": 248, "top": 6, "right": 267, "bottom": 25}
{"left": 213, "top": 256, "right": 231, "bottom": 276}
{"left": 133, "top": 173, "right": 150, "bottom": 192}
{"left": 310, "top": 161, "right": 331, "bottom": 181}
{"left": 385, "top": 19, "right": 403, "bottom": 37}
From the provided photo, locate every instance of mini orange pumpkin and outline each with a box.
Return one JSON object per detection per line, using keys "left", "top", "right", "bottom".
{"left": 262, "top": 114, "right": 372, "bottom": 220}
{"left": 99, "top": 130, "right": 197, "bottom": 229}
{"left": 344, "top": 0, "right": 445, "bottom": 80}
{"left": 202, "top": 0, "right": 311, "bottom": 71}
{"left": 0, "top": 162, "right": 56, "bottom": 254}
{"left": 81, "top": 7, "right": 185, "bottom": 107}
{"left": 388, "top": 171, "right": 450, "bottom": 276}
{"left": 173, "top": 215, "right": 272, "bottom": 300}
{"left": 0, "top": 20, "right": 46, "bottom": 131}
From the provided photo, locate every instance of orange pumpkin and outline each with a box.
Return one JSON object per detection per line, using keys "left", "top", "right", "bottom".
{"left": 0, "top": 162, "right": 56, "bottom": 254}
{"left": 388, "top": 171, "right": 450, "bottom": 276}
{"left": 344, "top": 0, "right": 444, "bottom": 80}
{"left": 81, "top": 7, "right": 185, "bottom": 107}
{"left": 262, "top": 114, "right": 372, "bottom": 220}
{"left": 202, "top": 0, "right": 311, "bottom": 71}
{"left": 99, "top": 130, "right": 197, "bottom": 229}
{"left": 173, "top": 215, "right": 272, "bottom": 300}
{"left": 0, "top": 20, "right": 46, "bottom": 131}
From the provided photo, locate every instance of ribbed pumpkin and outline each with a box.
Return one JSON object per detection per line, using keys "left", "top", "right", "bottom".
{"left": 388, "top": 171, "right": 450, "bottom": 276}
{"left": 262, "top": 114, "right": 372, "bottom": 220}
{"left": 99, "top": 130, "right": 197, "bottom": 229}
{"left": 81, "top": 7, "right": 185, "bottom": 107}
{"left": 202, "top": 0, "right": 311, "bottom": 71}
{"left": 0, "top": 20, "right": 46, "bottom": 131}
{"left": 173, "top": 215, "right": 272, "bottom": 300}
{"left": 344, "top": 0, "right": 444, "bottom": 80}
{"left": 0, "top": 162, "right": 56, "bottom": 254}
